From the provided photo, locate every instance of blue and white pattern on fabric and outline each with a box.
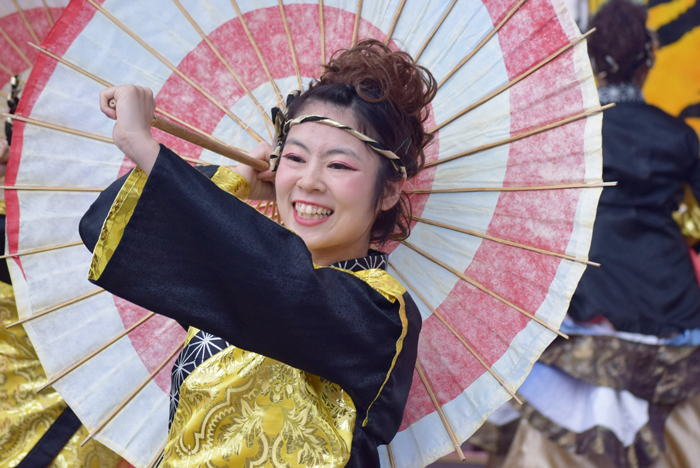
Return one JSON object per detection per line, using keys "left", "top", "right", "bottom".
{"left": 168, "top": 331, "right": 230, "bottom": 428}
{"left": 598, "top": 83, "right": 645, "bottom": 105}
{"left": 332, "top": 250, "right": 388, "bottom": 272}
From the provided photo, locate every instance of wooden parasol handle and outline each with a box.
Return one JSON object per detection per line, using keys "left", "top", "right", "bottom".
{"left": 108, "top": 98, "right": 269, "bottom": 171}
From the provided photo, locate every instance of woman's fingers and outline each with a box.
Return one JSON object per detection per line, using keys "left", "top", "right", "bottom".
{"left": 99, "top": 88, "right": 118, "bottom": 119}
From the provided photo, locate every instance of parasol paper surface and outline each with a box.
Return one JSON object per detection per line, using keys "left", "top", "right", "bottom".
{"left": 6, "top": 0, "right": 603, "bottom": 466}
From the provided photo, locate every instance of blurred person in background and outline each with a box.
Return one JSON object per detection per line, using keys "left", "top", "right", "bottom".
{"left": 470, "top": 1, "right": 700, "bottom": 467}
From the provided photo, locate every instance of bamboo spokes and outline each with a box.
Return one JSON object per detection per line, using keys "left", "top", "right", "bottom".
{"left": 5, "top": 289, "right": 104, "bottom": 328}
{"left": 169, "top": 0, "right": 273, "bottom": 137}
{"left": 404, "top": 182, "right": 616, "bottom": 194}
{"left": 384, "top": 0, "right": 407, "bottom": 45}
{"left": 0, "top": 241, "right": 83, "bottom": 260}
{"left": 415, "top": 360, "right": 466, "bottom": 461}
{"left": 81, "top": 341, "right": 185, "bottom": 447}
{"left": 13, "top": 0, "right": 40, "bottom": 45}
{"left": 8, "top": 112, "right": 217, "bottom": 167}
{"left": 411, "top": 216, "right": 599, "bottom": 266}
{"left": 387, "top": 443, "right": 396, "bottom": 468}
{"left": 437, "top": 0, "right": 527, "bottom": 89}
{"left": 7, "top": 113, "right": 112, "bottom": 143}
{"left": 41, "top": 0, "right": 56, "bottom": 26}
{"left": 230, "top": 0, "right": 284, "bottom": 109}
{"left": 352, "top": 0, "right": 363, "bottom": 47}
{"left": 0, "top": 25, "right": 32, "bottom": 67}
{"left": 431, "top": 29, "right": 596, "bottom": 133}
{"left": 29, "top": 43, "right": 245, "bottom": 152}
{"left": 0, "top": 61, "right": 13, "bottom": 77}
{"left": 85, "top": 0, "right": 264, "bottom": 144}
{"left": 401, "top": 240, "right": 567, "bottom": 338}
{"left": 413, "top": 0, "right": 457, "bottom": 63}
{"left": 319, "top": 0, "right": 326, "bottom": 64}
{"left": 278, "top": 0, "right": 303, "bottom": 92}
{"left": 148, "top": 447, "right": 165, "bottom": 468}
{"left": 1, "top": 185, "right": 104, "bottom": 192}
{"left": 426, "top": 104, "right": 612, "bottom": 168}
{"left": 37, "top": 312, "right": 156, "bottom": 392}
{"left": 390, "top": 263, "right": 522, "bottom": 404}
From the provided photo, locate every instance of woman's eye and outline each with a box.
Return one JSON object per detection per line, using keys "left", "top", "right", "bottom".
{"left": 283, "top": 154, "right": 305, "bottom": 163}
{"left": 329, "top": 162, "right": 352, "bottom": 170}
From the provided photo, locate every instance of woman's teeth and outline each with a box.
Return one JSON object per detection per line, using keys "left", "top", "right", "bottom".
{"left": 294, "top": 202, "right": 333, "bottom": 220}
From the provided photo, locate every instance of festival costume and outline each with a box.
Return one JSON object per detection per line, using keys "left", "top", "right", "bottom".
{"left": 470, "top": 84, "right": 700, "bottom": 468}
{"left": 79, "top": 144, "right": 421, "bottom": 467}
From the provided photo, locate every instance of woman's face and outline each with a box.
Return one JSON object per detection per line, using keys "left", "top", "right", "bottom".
{"left": 275, "top": 103, "right": 381, "bottom": 266}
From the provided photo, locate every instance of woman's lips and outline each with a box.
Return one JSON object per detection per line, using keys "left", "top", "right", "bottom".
{"left": 292, "top": 208, "right": 332, "bottom": 226}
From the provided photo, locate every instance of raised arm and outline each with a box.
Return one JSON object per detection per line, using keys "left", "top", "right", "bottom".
{"left": 80, "top": 146, "right": 419, "bottom": 425}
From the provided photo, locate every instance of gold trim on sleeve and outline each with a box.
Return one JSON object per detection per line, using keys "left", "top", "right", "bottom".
{"left": 210, "top": 166, "right": 250, "bottom": 200}
{"left": 330, "top": 268, "right": 409, "bottom": 427}
{"left": 88, "top": 167, "right": 148, "bottom": 281}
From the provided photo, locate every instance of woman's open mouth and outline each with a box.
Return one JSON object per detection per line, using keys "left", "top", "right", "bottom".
{"left": 293, "top": 202, "right": 334, "bottom": 225}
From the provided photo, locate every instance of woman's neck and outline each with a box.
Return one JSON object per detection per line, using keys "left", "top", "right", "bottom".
{"left": 310, "top": 244, "right": 370, "bottom": 267}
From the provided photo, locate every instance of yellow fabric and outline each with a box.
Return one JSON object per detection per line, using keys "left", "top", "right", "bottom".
{"left": 162, "top": 341, "right": 356, "bottom": 468}
{"left": 163, "top": 269, "right": 408, "bottom": 467}
{"left": 89, "top": 167, "right": 148, "bottom": 282}
{"left": 210, "top": 166, "right": 251, "bottom": 200}
{"left": 645, "top": 1, "right": 700, "bottom": 136}
{"left": 0, "top": 281, "right": 123, "bottom": 467}
{"left": 89, "top": 166, "right": 251, "bottom": 282}
{"left": 0, "top": 200, "right": 6, "bottom": 216}
{"left": 647, "top": 0, "right": 696, "bottom": 30}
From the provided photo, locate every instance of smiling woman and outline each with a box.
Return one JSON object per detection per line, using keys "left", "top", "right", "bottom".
{"left": 78, "top": 39, "right": 435, "bottom": 468}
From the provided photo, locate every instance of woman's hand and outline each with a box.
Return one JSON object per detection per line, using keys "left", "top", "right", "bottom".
{"left": 99, "top": 85, "right": 160, "bottom": 174}
{"left": 234, "top": 141, "right": 276, "bottom": 201}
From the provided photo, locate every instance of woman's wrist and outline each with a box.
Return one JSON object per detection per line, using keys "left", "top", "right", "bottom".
{"left": 122, "top": 134, "right": 160, "bottom": 175}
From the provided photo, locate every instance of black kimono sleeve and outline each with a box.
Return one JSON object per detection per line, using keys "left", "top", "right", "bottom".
{"left": 79, "top": 145, "right": 420, "bottom": 439}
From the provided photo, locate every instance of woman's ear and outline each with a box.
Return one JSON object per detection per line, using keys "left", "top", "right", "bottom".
{"left": 380, "top": 174, "right": 406, "bottom": 211}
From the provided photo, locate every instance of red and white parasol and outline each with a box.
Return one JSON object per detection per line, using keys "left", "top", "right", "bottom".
{"left": 5, "top": 0, "right": 605, "bottom": 467}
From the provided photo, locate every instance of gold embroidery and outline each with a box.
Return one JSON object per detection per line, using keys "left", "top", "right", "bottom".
{"left": 162, "top": 347, "right": 355, "bottom": 468}
{"left": 89, "top": 167, "right": 148, "bottom": 281}
{"left": 0, "top": 282, "right": 123, "bottom": 467}
{"left": 210, "top": 167, "right": 250, "bottom": 200}
{"left": 49, "top": 426, "right": 125, "bottom": 468}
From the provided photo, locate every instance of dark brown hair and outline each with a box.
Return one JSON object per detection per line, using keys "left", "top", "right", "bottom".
{"left": 587, "top": 0, "right": 651, "bottom": 84}
{"left": 286, "top": 39, "right": 437, "bottom": 245}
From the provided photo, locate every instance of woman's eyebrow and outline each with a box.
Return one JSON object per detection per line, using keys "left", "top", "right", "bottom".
{"left": 285, "top": 138, "right": 360, "bottom": 160}
{"left": 323, "top": 147, "right": 359, "bottom": 160}
{"left": 285, "top": 138, "right": 310, "bottom": 152}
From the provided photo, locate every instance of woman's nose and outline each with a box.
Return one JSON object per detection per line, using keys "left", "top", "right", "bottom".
{"left": 296, "top": 163, "right": 326, "bottom": 193}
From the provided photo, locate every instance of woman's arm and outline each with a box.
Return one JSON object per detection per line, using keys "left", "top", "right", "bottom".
{"left": 80, "top": 145, "right": 419, "bottom": 423}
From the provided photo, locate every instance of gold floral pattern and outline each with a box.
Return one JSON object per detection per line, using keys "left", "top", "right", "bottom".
{"left": 0, "top": 281, "right": 123, "bottom": 467}
{"left": 161, "top": 343, "right": 355, "bottom": 468}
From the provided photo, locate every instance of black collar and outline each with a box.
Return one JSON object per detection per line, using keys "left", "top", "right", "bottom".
{"left": 330, "top": 250, "right": 388, "bottom": 272}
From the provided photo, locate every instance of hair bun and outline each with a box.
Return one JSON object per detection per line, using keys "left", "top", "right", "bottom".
{"left": 320, "top": 39, "right": 437, "bottom": 125}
